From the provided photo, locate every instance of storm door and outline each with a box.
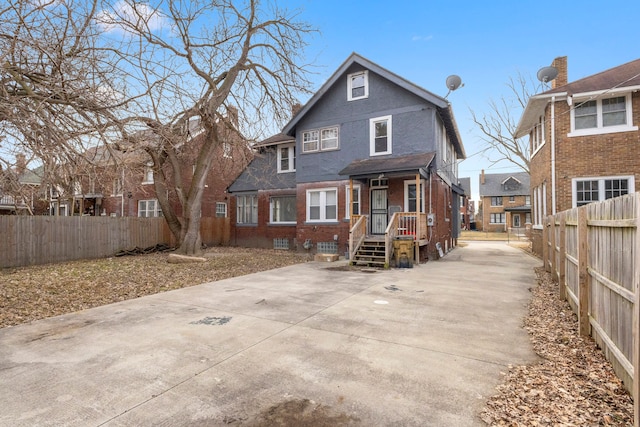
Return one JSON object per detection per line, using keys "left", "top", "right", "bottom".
{"left": 370, "top": 188, "right": 388, "bottom": 235}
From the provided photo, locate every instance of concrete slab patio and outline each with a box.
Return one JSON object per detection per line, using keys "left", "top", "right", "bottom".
{"left": 0, "top": 241, "right": 540, "bottom": 426}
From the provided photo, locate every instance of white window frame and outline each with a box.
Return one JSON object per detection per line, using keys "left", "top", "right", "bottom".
{"left": 138, "top": 199, "right": 162, "bottom": 217}
{"left": 344, "top": 184, "right": 361, "bottom": 219}
{"left": 531, "top": 115, "right": 545, "bottom": 155}
{"left": 569, "top": 93, "right": 637, "bottom": 137}
{"left": 347, "top": 70, "right": 369, "bottom": 101}
{"left": 277, "top": 143, "right": 296, "bottom": 173}
{"left": 302, "top": 127, "right": 339, "bottom": 153}
{"left": 571, "top": 175, "right": 635, "bottom": 208}
{"left": 236, "top": 194, "right": 258, "bottom": 224}
{"left": 490, "top": 213, "right": 505, "bottom": 224}
{"left": 370, "top": 115, "right": 392, "bottom": 156}
{"left": 306, "top": 188, "right": 338, "bottom": 223}
{"left": 215, "top": 202, "right": 227, "bottom": 218}
{"left": 490, "top": 196, "right": 503, "bottom": 206}
{"left": 223, "top": 142, "right": 232, "bottom": 159}
{"left": 112, "top": 178, "right": 123, "bottom": 196}
{"left": 302, "top": 130, "right": 319, "bottom": 152}
{"left": 320, "top": 127, "right": 339, "bottom": 150}
{"left": 404, "top": 180, "right": 426, "bottom": 213}
{"left": 142, "top": 163, "right": 154, "bottom": 184}
{"left": 269, "top": 195, "right": 297, "bottom": 224}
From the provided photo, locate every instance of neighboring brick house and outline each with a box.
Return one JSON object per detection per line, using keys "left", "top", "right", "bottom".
{"left": 0, "top": 154, "right": 45, "bottom": 215}
{"left": 228, "top": 53, "right": 466, "bottom": 264}
{"left": 515, "top": 56, "right": 640, "bottom": 226}
{"left": 47, "top": 112, "right": 251, "bottom": 219}
{"left": 458, "top": 177, "right": 474, "bottom": 230}
{"left": 478, "top": 170, "right": 531, "bottom": 232}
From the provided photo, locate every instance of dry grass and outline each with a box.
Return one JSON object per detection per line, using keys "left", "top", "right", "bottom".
{"left": 0, "top": 247, "right": 308, "bottom": 329}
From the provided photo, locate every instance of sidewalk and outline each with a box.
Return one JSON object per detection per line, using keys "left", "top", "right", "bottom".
{"left": 0, "top": 241, "right": 539, "bottom": 426}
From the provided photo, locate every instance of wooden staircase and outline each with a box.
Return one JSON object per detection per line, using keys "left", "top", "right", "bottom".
{"left": 351, "top": 238, "right": 386, "bottom": 268}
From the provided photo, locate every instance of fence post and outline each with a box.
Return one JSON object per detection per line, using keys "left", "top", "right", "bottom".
{"left": 550, "top": 215, "right": 557, "bottom": 278}
{"left": 543, "top": 216, "right": 550, "bottom": 272}
{"left": 558, "top": 212, "right": 566, "bottom": 301}
{"left": 578, "top": 206, "right": 590, "bottom": 336}
{"left": 634, "top": 195, "right": 640, "bottom": 427}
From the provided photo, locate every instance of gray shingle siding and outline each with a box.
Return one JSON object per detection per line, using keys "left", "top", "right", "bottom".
{"left": 294, "top": 68, "right": 441, "bottom": 184}
{"left": 227, "top": 148, "right": 295, "bottom": 192}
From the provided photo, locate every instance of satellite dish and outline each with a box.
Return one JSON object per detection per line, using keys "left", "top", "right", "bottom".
{"left": 446, "top": 75, "right": 462, "bottom": 91}
{"left": 537, "top": 66, "right": 558, "bottom": 83}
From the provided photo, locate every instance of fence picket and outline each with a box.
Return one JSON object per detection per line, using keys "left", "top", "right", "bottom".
{"left": 0, "top": 216, "right": 230, "bottom": 268}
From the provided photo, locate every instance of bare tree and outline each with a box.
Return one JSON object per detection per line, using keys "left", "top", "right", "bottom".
{"left": 1, "top": 0, "right": 314, "bottom": 255}
{"left": 470, "top": 73, "right": 538, "bottom": 174}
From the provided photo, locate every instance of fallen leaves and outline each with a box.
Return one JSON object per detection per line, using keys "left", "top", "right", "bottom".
{"left": 0, "top": 247, "right": 308, "bottom": 329}
{"left": 481, "top": 267, "right": 634, "bottom": 426}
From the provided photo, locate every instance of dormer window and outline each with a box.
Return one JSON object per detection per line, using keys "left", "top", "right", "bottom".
{"left": 502, "top": 177, "right": 521, "bottom": 191}
{"left": 348, "top": 71, "right": 368, "bottom": 101}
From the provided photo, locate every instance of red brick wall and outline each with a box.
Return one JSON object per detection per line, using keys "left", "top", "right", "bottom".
{"left": 230, "top": 189, "right": 297, "bottom": 249}
{"left": 531, "top": 92, "right": 640, "bottom": 216}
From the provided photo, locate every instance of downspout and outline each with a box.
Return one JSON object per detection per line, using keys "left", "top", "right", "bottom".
{"left": 121, "top": 169, "right": 125, "bottom": 217}
{"left": 551, "top": 96, "right": 557, "bottom": 215}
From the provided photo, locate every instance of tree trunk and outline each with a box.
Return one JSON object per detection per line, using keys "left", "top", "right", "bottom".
{"left": 177, "top": 215, "right": 202, "bottom": 255}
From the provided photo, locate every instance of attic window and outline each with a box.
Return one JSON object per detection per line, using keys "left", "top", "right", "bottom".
{"left": 348, "top": 71, "right": 368, "bottom": 101}
{"left": 502, "top": 177, "right": 521, "bottom": 191}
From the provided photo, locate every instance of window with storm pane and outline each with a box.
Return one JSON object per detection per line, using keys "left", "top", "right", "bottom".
{"left": 270, "top": 196, "right": 296, "bottom": 224}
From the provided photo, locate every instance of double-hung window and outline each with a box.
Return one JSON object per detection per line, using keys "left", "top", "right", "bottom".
{"left": 531, "top": 115, "right": 545, "bottom": 154}
{"left": 277, "top": 144, "right": 296, "bottom": 173}
{"left": 270, "top": 195, "right": 296, "bottom": 224}
{"left": 302, "top": 127, "right": 339, "bottom": 153}
{"left": 138, "top": 199, "right": 162, "bottom": 217}
{"left": 143, "top": 163, "right": 154, "bottom": 184}
{"left": 490, "top": 213, "right": 505, "bottom": 224}
{"left": 306, "top": 188, "right": 337, "bottom": 222}
{"left": 573, "top": 176, "right": 634, "bottom": 207}
{"left": 347, "top": 71, "right": 368, "bottom": 101}
{"left": 237, "top": 194, "right": 258, "bottom": 224}
{"left": 215, "top": 202, "right": 227, "bottom": 218}
{"left": 302, "top": 130, "right": 318, "bottom": 152}
{"left": 491, "top": 196, "right": 503, "bottom": 206}
{"left": 404, "top": 180, "right": 425, "bottom": 213}
{"left": 345, "top": 185, "right": 361, "bottom": 219}
{"left": 370, "top": 115, "right": 392, "bottom": 155}
{"left": 570, "top": 94, "right": 636, "bottom": 136}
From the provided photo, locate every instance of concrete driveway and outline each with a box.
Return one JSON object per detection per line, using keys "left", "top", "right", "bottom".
{"left": 0, "top": 241, "right": 539, "bottom": 426}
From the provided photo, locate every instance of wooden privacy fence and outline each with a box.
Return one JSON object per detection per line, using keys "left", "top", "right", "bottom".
{"left": 542, "top": 193, "right": 640, "bottom": 426}
{"left": 0, "top": 216, "right": 230, "bottom": 268}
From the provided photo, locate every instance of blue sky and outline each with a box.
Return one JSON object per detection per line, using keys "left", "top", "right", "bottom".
{"left": 281, "top": 0, "right": 640, "bottom": 199}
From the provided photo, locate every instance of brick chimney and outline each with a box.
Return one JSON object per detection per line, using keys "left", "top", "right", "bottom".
{"left": 480, "top": 169, "right": 485, "bottom": 185}
{"left": 15, "top": 153, "right": 27, "bottom": 175}
{"left": 226, "top": 105, "right": 239, "bottom": 128}
{"left": 551, "top": 56, "right": 568, "bottom": 89}
{"left": 291, "top": 102, "right": 302, "bottom": 117}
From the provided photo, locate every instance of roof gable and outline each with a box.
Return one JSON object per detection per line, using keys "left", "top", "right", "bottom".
{"left": 480, "top": 172, "right": 530, "bottom": 196}
{"left": 282, "top": 52, "right": 465, "bottom": 159}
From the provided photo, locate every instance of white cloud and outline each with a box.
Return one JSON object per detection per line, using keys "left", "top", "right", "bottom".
{"left": 96, "top": 1, "right": 168, "bottom": 34}
{"left": 412, "top": 35, "right": 434, "bottom": 42}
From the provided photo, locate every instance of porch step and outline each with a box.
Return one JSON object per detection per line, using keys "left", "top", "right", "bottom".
{"left": 352, "top": 239, "right": 386, "bottom": 267}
